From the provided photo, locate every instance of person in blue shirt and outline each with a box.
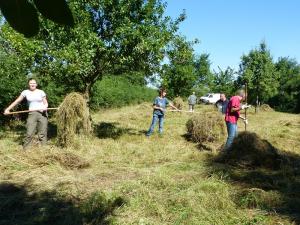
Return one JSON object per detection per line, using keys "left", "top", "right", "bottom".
{"left": 146, "top": 88, "right": 178, "bottom": 136}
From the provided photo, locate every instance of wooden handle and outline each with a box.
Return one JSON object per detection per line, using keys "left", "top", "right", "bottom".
{"left": 5, "top": 107, "right": 59, "bottom": 115}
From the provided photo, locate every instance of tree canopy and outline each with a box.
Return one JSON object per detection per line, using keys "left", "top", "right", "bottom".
{"left": 238, "top": 41, "right": 279, "bottom": 105}
{"left": 0, "top": 0, "right": 74, "bottom": 37}
{"left": 1, "top": 0, "right": 184, "bottom": 103}
{"left": 161, "top": 35, "right": 198, "bottom": 98}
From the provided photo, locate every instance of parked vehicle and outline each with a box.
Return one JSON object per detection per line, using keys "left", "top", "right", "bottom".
{"left": 199, "top": 93, "right": 220, "bottom": 104}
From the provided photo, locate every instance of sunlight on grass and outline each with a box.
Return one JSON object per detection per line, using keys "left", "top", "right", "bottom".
{"left": 0, "top": 103, "right": 299, "bottom": 224}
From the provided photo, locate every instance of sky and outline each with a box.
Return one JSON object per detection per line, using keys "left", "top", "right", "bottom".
{"left": 164, "top": 0, "right": 300, "bottom": 71}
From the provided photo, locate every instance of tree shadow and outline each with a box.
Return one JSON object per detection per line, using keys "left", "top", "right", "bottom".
{"left": 205, "top": 133, "right": 300, "bottom": 223}
{"left": 0, "top": 182, "right": 125, "bottom": 225}
{"left": 94, "top": 122, "right": 141, "bottom": 139}
{"left": 181, "top": 133, "right": 223, "bottom": 153}
{"left": 10, "top": 121, "right": 57, "bottom": 146}
{"left": 48, "top": 121, "right": 57, "bottom": 140}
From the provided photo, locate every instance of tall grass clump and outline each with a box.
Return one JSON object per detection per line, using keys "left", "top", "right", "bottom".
{"left": 56, "top": 92, "right": 91, "bottom": 148}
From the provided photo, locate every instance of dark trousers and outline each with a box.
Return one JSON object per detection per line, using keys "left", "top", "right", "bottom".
{"left": 23, "top": 111, "right": 48, "bottom": 149}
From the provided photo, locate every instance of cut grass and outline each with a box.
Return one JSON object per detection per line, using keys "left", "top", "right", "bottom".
{"left": 0, "top": 103, "right": 299, "bottom": 224}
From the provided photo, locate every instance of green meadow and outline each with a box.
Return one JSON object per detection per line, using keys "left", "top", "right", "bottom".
{"left": 0, "top": 104, "right": 299, "bottom": 225}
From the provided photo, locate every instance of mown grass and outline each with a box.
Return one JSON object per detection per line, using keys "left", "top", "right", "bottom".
{"left": 0, "top": 103, "right": 299, "bottom": 224}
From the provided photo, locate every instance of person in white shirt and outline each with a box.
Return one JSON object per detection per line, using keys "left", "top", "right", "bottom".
{"left": 4, "top": 78, "right": 48, "bottom": 150}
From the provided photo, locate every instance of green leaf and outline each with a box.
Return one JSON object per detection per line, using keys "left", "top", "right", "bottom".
{"left": 0, "top": 0, "right": 39, "bottom": 37}
{"left": 33, "top": 0, "right": 74, "bottom": 27}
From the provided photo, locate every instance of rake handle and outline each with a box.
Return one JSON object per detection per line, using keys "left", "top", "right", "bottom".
{"left": 4, "top": 107, "right": 59, "bottom": 115}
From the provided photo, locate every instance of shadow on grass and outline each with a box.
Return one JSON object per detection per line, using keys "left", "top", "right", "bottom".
{"left": 205, "top": 132, "right": 300, "bottom": 223}
{"left": 2, "top": 119, "right": 57, "bottom": 145}
{"left": 48, "top": 122, "right": 57, "bottom": 140}
{"left": 0, "top": 182, "right": 125, "bottom": 225}
{"left": 94, "top": 122, "right": 144, "bottom": 139}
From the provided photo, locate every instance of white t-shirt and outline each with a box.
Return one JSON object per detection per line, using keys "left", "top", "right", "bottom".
{"left": 21, "top": 89, "right": 46, "bottom": 110}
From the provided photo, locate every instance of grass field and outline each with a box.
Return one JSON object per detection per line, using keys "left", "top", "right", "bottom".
{"left": 0, "top": 103, "right": 299, "bottom": 225}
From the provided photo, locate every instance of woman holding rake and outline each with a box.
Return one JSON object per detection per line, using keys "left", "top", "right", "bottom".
{"left": 4, "top": 78, "right": 48, "bottom": 150}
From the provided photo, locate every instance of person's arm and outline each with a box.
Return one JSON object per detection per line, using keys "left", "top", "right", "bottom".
{"left": 231, "top": 104, "right": 250, "bottom": 112}
{"left": 230, "top": 98, "right": 243, "bottom": 113}
{"left": 153, "top": 105, "right": 164, "bottom": 111}
{"left": 231, "top": 106, "right": 240, "bottom": 113}
{"left": 4, "top": 95, "right": 25, "bottom": 115}
{"left": 169, "top": 102, "right": 179, "bottom": 111}
{"left": 42, "top": 97, "right": 48, "bottom": 109}
{"left": 152, "top": 97, "right": 164, "bottom": 111}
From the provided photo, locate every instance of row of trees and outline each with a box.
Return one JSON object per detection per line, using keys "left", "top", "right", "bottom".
{"left": 161, "top": 40, "right": 300, "bottom": 113}
{"left": 0, "top": 0, "right": 299, "bottom": 115}
{"left": 0, "top": 0, "right": 183, "bottom": 118}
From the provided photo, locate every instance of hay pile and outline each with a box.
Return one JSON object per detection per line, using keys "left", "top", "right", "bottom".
{"left": 5, "top": 150, "right": 90, "bottom": 170}
{"left": 217, "top": 132, "right": 281, "bottom": 169}
{"left": 45, "top": 152, "right": 90, "bottom": 169}
{"left": 260, "top": 104, "right": 274, "bottom": 112}
{"left": 186, "top": 111, "right": 226, "bottom": 143}
{"left": 56, "top": 92, "right": 91, "bottom": 147}
{"left": 173, "top": 97, "right": 184, "bottom": 110}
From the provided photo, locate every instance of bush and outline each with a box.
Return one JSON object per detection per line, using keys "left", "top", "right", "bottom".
{"left": 0, "top": 53, "right": 28, "bottom": 125}
{"left": 90, "top": 76, "right": 157, "bottom": 109}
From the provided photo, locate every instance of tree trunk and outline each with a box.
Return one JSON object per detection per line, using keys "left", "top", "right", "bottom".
{"left": 84, "top": 83, "right": 91, "bottom": 104}
{"left": 83, "top": 82, "right": 92, "bottom": 134}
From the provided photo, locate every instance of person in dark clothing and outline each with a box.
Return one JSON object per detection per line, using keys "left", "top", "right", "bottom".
{"left": 215, "top": 93, "right": 229, "bottom": 114}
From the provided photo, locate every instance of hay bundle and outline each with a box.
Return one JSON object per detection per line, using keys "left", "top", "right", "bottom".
{"left": 56, "top": 92, "right": 91, "bottom": 147}
{"left": 16, "top": 150, "right": 90, "bottom": 170}
{"left": 186, "top": 111, "right": 226, "bottom": 143}
{"left": 217, "top": 131, "right": 281, "bottom": 169}
{"left": 173, "top": 96, "right": 184, "bottom": 110}
{"left": 45, "top": 152, "right": 90, "bottom": 169}
{"left": 260, "top": 104, "right": 274, "bottom": 112}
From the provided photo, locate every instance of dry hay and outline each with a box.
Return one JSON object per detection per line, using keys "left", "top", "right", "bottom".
{"left": 45, "top": 152, "right": 90, "bottom": 169}
{"left": 260, "top": 104, "right": 274, "bottom": 112}
{"left": 217, "top": 131, "right": 281, "bottom": 169}
{"left": 137, "top": 102, "right": 152, "bottom": 110}
{"left": 56, "top": 92, "right": 91, "bottom": 147}
{"left": 173, "top": 97, "right": 184, "bottom": 110}
{"left": 19, "top": 151, "right": 90, "bottom": 170}
{"left": 186, "top": 111, "right": 226, "bottom": 144}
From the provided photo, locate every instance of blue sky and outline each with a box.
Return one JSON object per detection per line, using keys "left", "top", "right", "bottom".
{"left": 165, "top": 0, "right": 300, "bottom": 71}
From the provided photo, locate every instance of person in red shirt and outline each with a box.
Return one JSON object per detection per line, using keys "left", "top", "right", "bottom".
{"left": 224, "top": 90, "right": 249, "bottom": 150}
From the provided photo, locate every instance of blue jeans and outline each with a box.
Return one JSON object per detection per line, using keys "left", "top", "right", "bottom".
{"left": 225, "top": 121, "right": 238, "bottom": 150}
{"left": 146, "top": 114, "right": 164, "bottom": 136}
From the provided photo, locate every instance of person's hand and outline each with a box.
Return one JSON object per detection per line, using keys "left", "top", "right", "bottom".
{"left": 4, "top": 108, "right": 10, "bottom": 115}
{"left": 243, "top": 119, "right": 248, "bottom": 125}
{"left": 241, "top": 104, "right": 251, "bottom": 110}
{"left": 160, "top": 107, "right": 165, "bottom": 112}
{"left": 40, "top": 105, "right": 48, "bottom": 112}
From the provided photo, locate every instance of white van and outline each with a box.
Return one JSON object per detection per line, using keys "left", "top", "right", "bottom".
{"left": 199, "top": 93, "right": 220, "bottom": 104}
